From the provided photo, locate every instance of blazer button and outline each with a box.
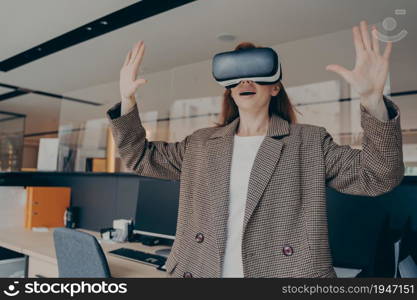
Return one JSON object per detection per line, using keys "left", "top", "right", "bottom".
{"left": 282, "top": 245, "right": 294, "bottom": 256}
{"left": 183, "top": 272, "right": 193, "bottom": 278}
{"left": 195, "top": 232, "right": 204, "bottom": 243}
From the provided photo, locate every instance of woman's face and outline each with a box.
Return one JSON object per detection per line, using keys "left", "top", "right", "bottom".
{"left": 230, "top": 80, "right": 280, "bottom": 112}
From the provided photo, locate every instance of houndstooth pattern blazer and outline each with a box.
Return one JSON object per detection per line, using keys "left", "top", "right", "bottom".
{"left": 106, "top": 97, "right": 404, "bottom": 278}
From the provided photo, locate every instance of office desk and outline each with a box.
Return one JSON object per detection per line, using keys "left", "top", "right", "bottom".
{"left": 0, "top": 227, "right": 167, "bottom": 278}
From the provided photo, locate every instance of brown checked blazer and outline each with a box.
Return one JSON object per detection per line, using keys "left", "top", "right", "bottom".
{"left": 106, "top": 97, "right": 404, "bottom": 278}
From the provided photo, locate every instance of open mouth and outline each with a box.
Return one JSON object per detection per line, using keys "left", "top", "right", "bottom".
{"left": 239, "top": 91, "right": 256, "bottom": 96}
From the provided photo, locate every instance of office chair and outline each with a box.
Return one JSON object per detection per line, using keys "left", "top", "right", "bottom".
{"left": 53, "top": 227, "right": 111, "bottom": 278}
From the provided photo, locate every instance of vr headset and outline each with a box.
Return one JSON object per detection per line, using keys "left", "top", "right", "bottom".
{"left": 212, "top": 47, "right": 282, "bottom": 89}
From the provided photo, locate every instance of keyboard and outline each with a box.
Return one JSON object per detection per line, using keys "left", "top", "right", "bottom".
{"left": 108, "top": 248, "right": 167, "bottom": 269}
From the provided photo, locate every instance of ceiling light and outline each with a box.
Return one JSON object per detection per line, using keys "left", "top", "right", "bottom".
{"left": 216, "top": 33, "right": 236, "bottom": 42}
{"left": 100, "top": 20, "right": 108, "bottom": 25}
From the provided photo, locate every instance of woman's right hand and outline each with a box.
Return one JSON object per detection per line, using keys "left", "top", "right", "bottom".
{"left": 120, "top": 41, "right": 148, "bottom": 103}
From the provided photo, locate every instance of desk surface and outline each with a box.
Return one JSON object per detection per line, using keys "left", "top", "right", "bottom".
{"left": 0, "top": 227, "right": 167, "bottom": 278}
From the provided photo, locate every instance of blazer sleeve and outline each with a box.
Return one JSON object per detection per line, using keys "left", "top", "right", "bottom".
{"left": 106, "top": 101, "right": 191, "bottom": 181}
{"left": 321, "top": 97, "right": 405, "bottom": 196}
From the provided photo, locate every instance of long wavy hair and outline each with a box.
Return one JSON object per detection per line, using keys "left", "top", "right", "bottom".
{"left": 216, "top": 42, "right": 297, "bottom": 126}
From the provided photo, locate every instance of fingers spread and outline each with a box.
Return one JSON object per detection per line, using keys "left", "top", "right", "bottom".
{"left": 371, "top": 25, "right": 380, "bottom": 55}
{"left": 130, "top": 41, "right": 143, "bottom": 64}
{"left": 383, "top": 41, "right": 393, "bottom": 60}
{"left": 326, "top": 64, "right": 353, "bottom": 83}
{"left": 133, "top": 78, "right": 148, "bottom": 90}
{"left": 123, "top": 50, "right": 131, "bottom": 67}
{"left": 360, "top": 20, "right": 372, "bottom": 50}
{"left": 353, "top": 26, "right": 365, "bottom": 56}
{"left": 133, "top": 42, "right": 145, "bottom": 67}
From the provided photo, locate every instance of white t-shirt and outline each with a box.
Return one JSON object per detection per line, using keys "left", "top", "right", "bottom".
{"left": 221, "top": 133, "right": 266, "bottom": 278}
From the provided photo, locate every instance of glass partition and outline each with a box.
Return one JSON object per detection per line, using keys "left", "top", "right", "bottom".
{"left": 0, "top": 113, "right": 25, "bottom": 171}
{"left": 58, "top": 28, "right": 417, "bottom": 174}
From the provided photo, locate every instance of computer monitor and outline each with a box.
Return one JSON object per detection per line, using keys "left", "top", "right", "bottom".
{"left": 133, "top": 177, "right": 180, "bottom": 241}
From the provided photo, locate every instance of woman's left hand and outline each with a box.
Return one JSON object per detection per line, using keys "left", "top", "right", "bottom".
{"left": 326, "top": 20, "right": 392, "bottom": 121}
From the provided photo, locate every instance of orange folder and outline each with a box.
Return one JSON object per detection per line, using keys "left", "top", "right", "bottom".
{"left": 24, "top": 187, "right": 71, "bottom": 228}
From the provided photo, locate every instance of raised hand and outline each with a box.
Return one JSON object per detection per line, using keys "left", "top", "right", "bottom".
{"left": 120, "top": 41, "right": 148, "bottom": 102}
{"left": 326, "top": 21, "right": 392, "bottom": 121}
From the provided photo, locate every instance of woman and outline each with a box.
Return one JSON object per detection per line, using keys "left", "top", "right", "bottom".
{"left": 106, "top": 21, "right": 404, "bottom": 278}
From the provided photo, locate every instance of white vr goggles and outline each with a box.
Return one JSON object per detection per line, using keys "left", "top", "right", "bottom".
{"left": 212, "top": 47, "right": 282, "bottom": 89}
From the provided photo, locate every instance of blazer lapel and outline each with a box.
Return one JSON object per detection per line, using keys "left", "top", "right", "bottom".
{"left": 242, "top": 137, "right": 283, "bottom": 232}
{"left": 243, "top": 114, "right": 290, "bottom": 232}
{"left": 206, "top": 135, "right": 234, "bottom": 266}
{"left": 206, "top": 118, "right": 240, "bottom": 268}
